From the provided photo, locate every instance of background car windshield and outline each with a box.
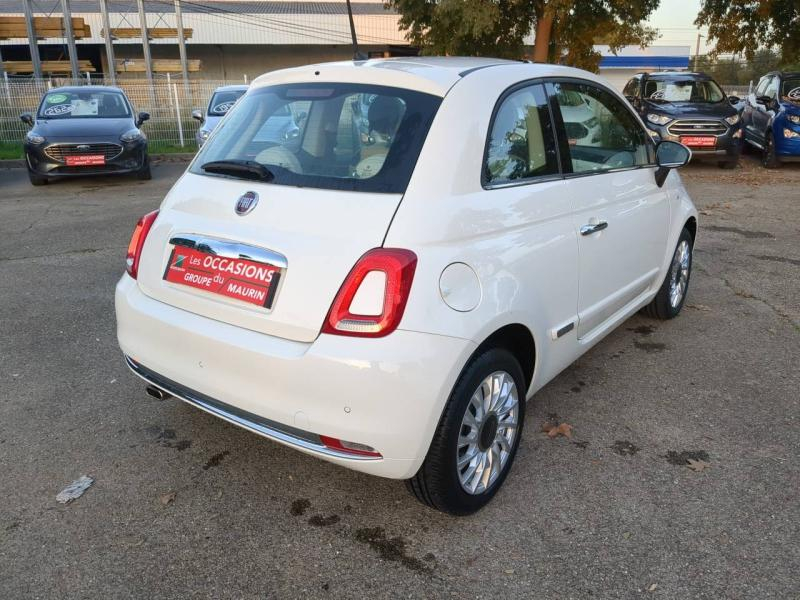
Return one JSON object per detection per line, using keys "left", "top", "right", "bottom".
{"left": 192, "top": 83, "right": 441, "bottom": 193}
{"left": 38, "top": 91, "right": 131, "bottom": 119}
{"left": 643, "top": 79, "right": 724, "bottom": 103}
{"left": 781, "top": 78, "right": 800, "bottom": 103}
{"left": 208, "top": 90, "right": 247, "bottom": 116}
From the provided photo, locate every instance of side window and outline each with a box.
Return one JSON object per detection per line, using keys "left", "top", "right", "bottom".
{"left": 551, "top": 81, "right": 650, "bottom": 174}
{"left": 484, "top": 83, "right": 559, "bottom": 185}
{"left": 623, "top": 79, "right": 639, "bottom": 99}
{"left": 755, "top": 77, "right": 770, "bottom": 97}
{"left": 764, "top": 76, "right": 779, "bottom": 99}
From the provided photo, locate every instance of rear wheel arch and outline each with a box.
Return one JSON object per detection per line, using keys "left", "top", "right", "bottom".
{"left": 474, "top": 323, "right": 536, "bottom": 393}
{"left": 684, "top": 217, "right": 697, "bottom": 244}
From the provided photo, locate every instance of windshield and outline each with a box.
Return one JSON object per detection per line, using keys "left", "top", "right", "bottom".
{"left": 644, "top": 79, "right": 725, "bottom": 103}
{"left": 191, "top": 83, "right": 441, "bottom": 193}
{"left": 38, "top": 90, "right": 131, "bottom": 119}
{"left": 208, "top": 90, "right": 247, "bottom": 116}
{"left": 782, "top": 78, "right": 800, "bottom": 104}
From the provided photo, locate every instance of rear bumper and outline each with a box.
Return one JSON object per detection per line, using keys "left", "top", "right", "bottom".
{"left": 115, "top": 275, "right": 475, "bottom": 479}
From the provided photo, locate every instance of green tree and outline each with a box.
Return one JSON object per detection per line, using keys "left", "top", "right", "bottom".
{"left": 696, "top": 0, "right": 800, "bottom": 61}
{"left": 386, "top": 0, "right": 661, "bottom": 71}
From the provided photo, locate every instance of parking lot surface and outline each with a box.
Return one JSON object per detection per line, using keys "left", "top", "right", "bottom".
{"left": 1, "top": 158, "right": 798, "bottom": 599}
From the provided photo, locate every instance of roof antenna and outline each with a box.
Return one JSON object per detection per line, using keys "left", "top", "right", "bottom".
{"left": 345, "top": 0, "right": 367, "bottom": 61}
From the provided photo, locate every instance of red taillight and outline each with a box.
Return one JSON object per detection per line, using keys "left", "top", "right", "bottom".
{"left": 319, "top": 435, "right": 382, "bottom": 457}
{"left": 322, "top": 248, "right": 417, "bottom": 338}
{"left": 125, "top": 210, "right": 159, "bottom": 279}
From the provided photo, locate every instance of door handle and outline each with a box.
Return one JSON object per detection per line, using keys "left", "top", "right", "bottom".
{"left": 580, "top": 221, "right": 608, "bottom": 236}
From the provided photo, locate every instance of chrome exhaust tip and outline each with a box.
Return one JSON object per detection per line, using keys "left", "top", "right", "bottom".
{"left": 145, "top": 385, "right": 171, "bottom": 401}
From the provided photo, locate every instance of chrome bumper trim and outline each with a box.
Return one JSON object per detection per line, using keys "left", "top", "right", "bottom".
{"left": 124, "top": 355, "right": 380, "bottom": 461}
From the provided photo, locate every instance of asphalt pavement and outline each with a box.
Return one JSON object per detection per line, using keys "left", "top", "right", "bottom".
{"left": 0, "top": 157, "right": 798, "bottom": 599}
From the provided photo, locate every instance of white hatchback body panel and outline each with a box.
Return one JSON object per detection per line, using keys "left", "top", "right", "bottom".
{"left": 116, "top": 58, "right": 698, "bottom": 478}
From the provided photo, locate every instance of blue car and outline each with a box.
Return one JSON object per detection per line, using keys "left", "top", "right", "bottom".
{"left": 742, "top": 71, "right": 800, "bottom": 168}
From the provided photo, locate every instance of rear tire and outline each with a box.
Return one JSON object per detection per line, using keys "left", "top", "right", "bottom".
{"left": 406, "top": 348, "right": 526, "bottom": 515}
{"left": 28, "top": 169, "right": 48, "bottom": 186}
{"left": 762, "top": 132, "right": 781, "bottom": 169}
{"left": 642, "top": 227, "right": 693, "bottom": 320}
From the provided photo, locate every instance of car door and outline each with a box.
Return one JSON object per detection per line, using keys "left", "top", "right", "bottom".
{"left": 748, "top": 76, "right": 775, "bottom": 145}
{"left": 547, "top": 79, "right": 669, "bottom": 340}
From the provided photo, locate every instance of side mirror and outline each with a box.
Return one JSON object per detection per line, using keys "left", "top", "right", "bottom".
{"left": 654, "top": 140, "right": 691, "bottom": 187}
{"left": 20, "top": 113, "right": 34, "bottom": 127}
{"left": 191, "top": 109, "right": 204, "bottom": 123}
{"left": 728, "top": 95, "right": 740, "bottom": 105}
{"left": 136, "top": 112, "right": 150, "bottom": 127}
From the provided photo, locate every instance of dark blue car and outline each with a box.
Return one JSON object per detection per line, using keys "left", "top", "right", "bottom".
{"left": 742, "top": 71, "right": 800, "bottom": 168}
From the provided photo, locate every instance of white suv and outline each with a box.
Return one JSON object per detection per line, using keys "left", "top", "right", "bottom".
{"left": 117, "top": 58, "right": 697, "bottom": 515}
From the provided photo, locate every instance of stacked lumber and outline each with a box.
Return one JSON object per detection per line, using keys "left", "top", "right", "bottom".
{"left": 0, "top": 16, "right": 91, "bottom": 40}
{"left": 102, "top": 28, "right": 193, "bottom": 40}
{"left": 115, "top": 59, "right": 202, "bottom": 73}
{"left": 3, "top": 60, "right": 96, "bottom": 73}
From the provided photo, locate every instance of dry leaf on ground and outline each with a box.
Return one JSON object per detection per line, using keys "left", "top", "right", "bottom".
{"left": 686, "top": 459, "right": 710, "bottom": 472}
{"left": 160, "top": 491, "right": 177, "bottom": 506}
{"left": 542, "top": 422, "right": 573, "bottom": 438}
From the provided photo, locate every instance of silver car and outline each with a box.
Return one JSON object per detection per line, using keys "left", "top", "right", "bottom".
{"left": 193, "top": 85, "right": 248, "bottom": 147}
{"left": 193, "top": 84, "right": 301, "bottom": 148}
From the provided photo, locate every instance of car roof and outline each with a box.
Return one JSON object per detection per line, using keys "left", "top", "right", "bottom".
{"left": 766, "top": 71, "right": 800, "bottom": 79}
{"left": 644, "top": 71, "right": 713, "bottom": 80}
{"left": 251, "top": 57, "right": 589, "bottom": 97}
{"left": 46, "top": 85, "right": 126, "bottom": 94}
{"left": 213, "top": 84, "right": 249, "bottom": 92}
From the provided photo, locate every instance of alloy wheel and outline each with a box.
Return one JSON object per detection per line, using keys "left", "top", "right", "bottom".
{"left": 457, "top": 371, "right": 520, "bottom": 495}
{"left": 669, "top": 239, "right": 691, "bottom": 308}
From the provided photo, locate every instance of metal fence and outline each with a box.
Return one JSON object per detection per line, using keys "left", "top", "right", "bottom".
{"left": 0, "top": 76, "right": 751, "bottom": 150}
{"left": 0, "top": 76, "right": 248, "bottom": 149}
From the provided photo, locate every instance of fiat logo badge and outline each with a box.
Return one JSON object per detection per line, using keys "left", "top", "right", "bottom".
{"left": 235, "top": 191, "right": 258, "bottom": 216}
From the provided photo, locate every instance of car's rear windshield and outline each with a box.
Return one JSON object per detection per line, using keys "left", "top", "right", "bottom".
{"left": 191, "top": 83, "right": 442, "bottom": 193}
{"left": 208, "top": 89, "right": 247, "bottom": 116}
{"left": 782, "top": 78, "right": 800, "bottom": 103}
{"left": 38, "top": 90, "right": 131, "bottom": 119}
{"left": 643, "top": 78, "right": 725, "bottom": 103}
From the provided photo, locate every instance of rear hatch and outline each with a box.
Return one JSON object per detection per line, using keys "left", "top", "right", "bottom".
{"left": 137, "top": 174, "right": 401, "bottom": 343}
{"left": 136, "top": 80, "right": 441, "bottom": 343}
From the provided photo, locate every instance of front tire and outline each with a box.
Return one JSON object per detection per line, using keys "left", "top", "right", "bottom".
{"left": 136, "top": 158, "right": 152, "bottom": 180}
{"left": 406, "top": 348, "right": 526, "bottom": 515}
{"left": 642, "top": 227, "right": 693, "bottom": 320}
{"left": 28, "top": 169, "right": 48, "bottom": 186}
{"left": 762, "top": 132, "right": 781, "bottom": 169}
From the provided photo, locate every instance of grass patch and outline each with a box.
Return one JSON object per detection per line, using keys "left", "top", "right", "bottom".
{"left": 149, "top": 142, "right": 197, "bottom": 155}
{"left": 0, "top": 142, "right": 23, "bottom": 160}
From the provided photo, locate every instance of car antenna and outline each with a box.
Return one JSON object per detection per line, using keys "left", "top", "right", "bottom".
{"left": 345, "top": 0, "right": 368, "bottom": 61}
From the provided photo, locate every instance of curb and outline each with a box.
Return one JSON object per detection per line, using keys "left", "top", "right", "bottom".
{"left": 0, "top": 159, "right": 24, "bottom": 168}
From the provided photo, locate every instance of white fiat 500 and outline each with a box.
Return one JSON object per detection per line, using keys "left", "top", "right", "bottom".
{"left": 117, "top": 57, "right": 697, "bottom": 515}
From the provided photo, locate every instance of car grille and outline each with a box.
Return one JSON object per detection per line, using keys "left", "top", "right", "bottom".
{"left": 667, "top": 119, "right": 728, "bottom": 136}
{"left": 44, "top": 143, "right": 123, "bottom": 163}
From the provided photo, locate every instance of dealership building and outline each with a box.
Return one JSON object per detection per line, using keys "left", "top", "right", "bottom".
{"left": 0, "top": 0, "right": 690, "bottom": 89}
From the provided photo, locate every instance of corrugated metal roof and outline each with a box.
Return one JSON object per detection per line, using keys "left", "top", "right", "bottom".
{"left": 0, "top": 0, "right": 394, "bottom": 15}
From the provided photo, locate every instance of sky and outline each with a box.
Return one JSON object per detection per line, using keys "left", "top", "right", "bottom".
{"left": 648, "top": 0, "right": 714, "bottom": 54}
